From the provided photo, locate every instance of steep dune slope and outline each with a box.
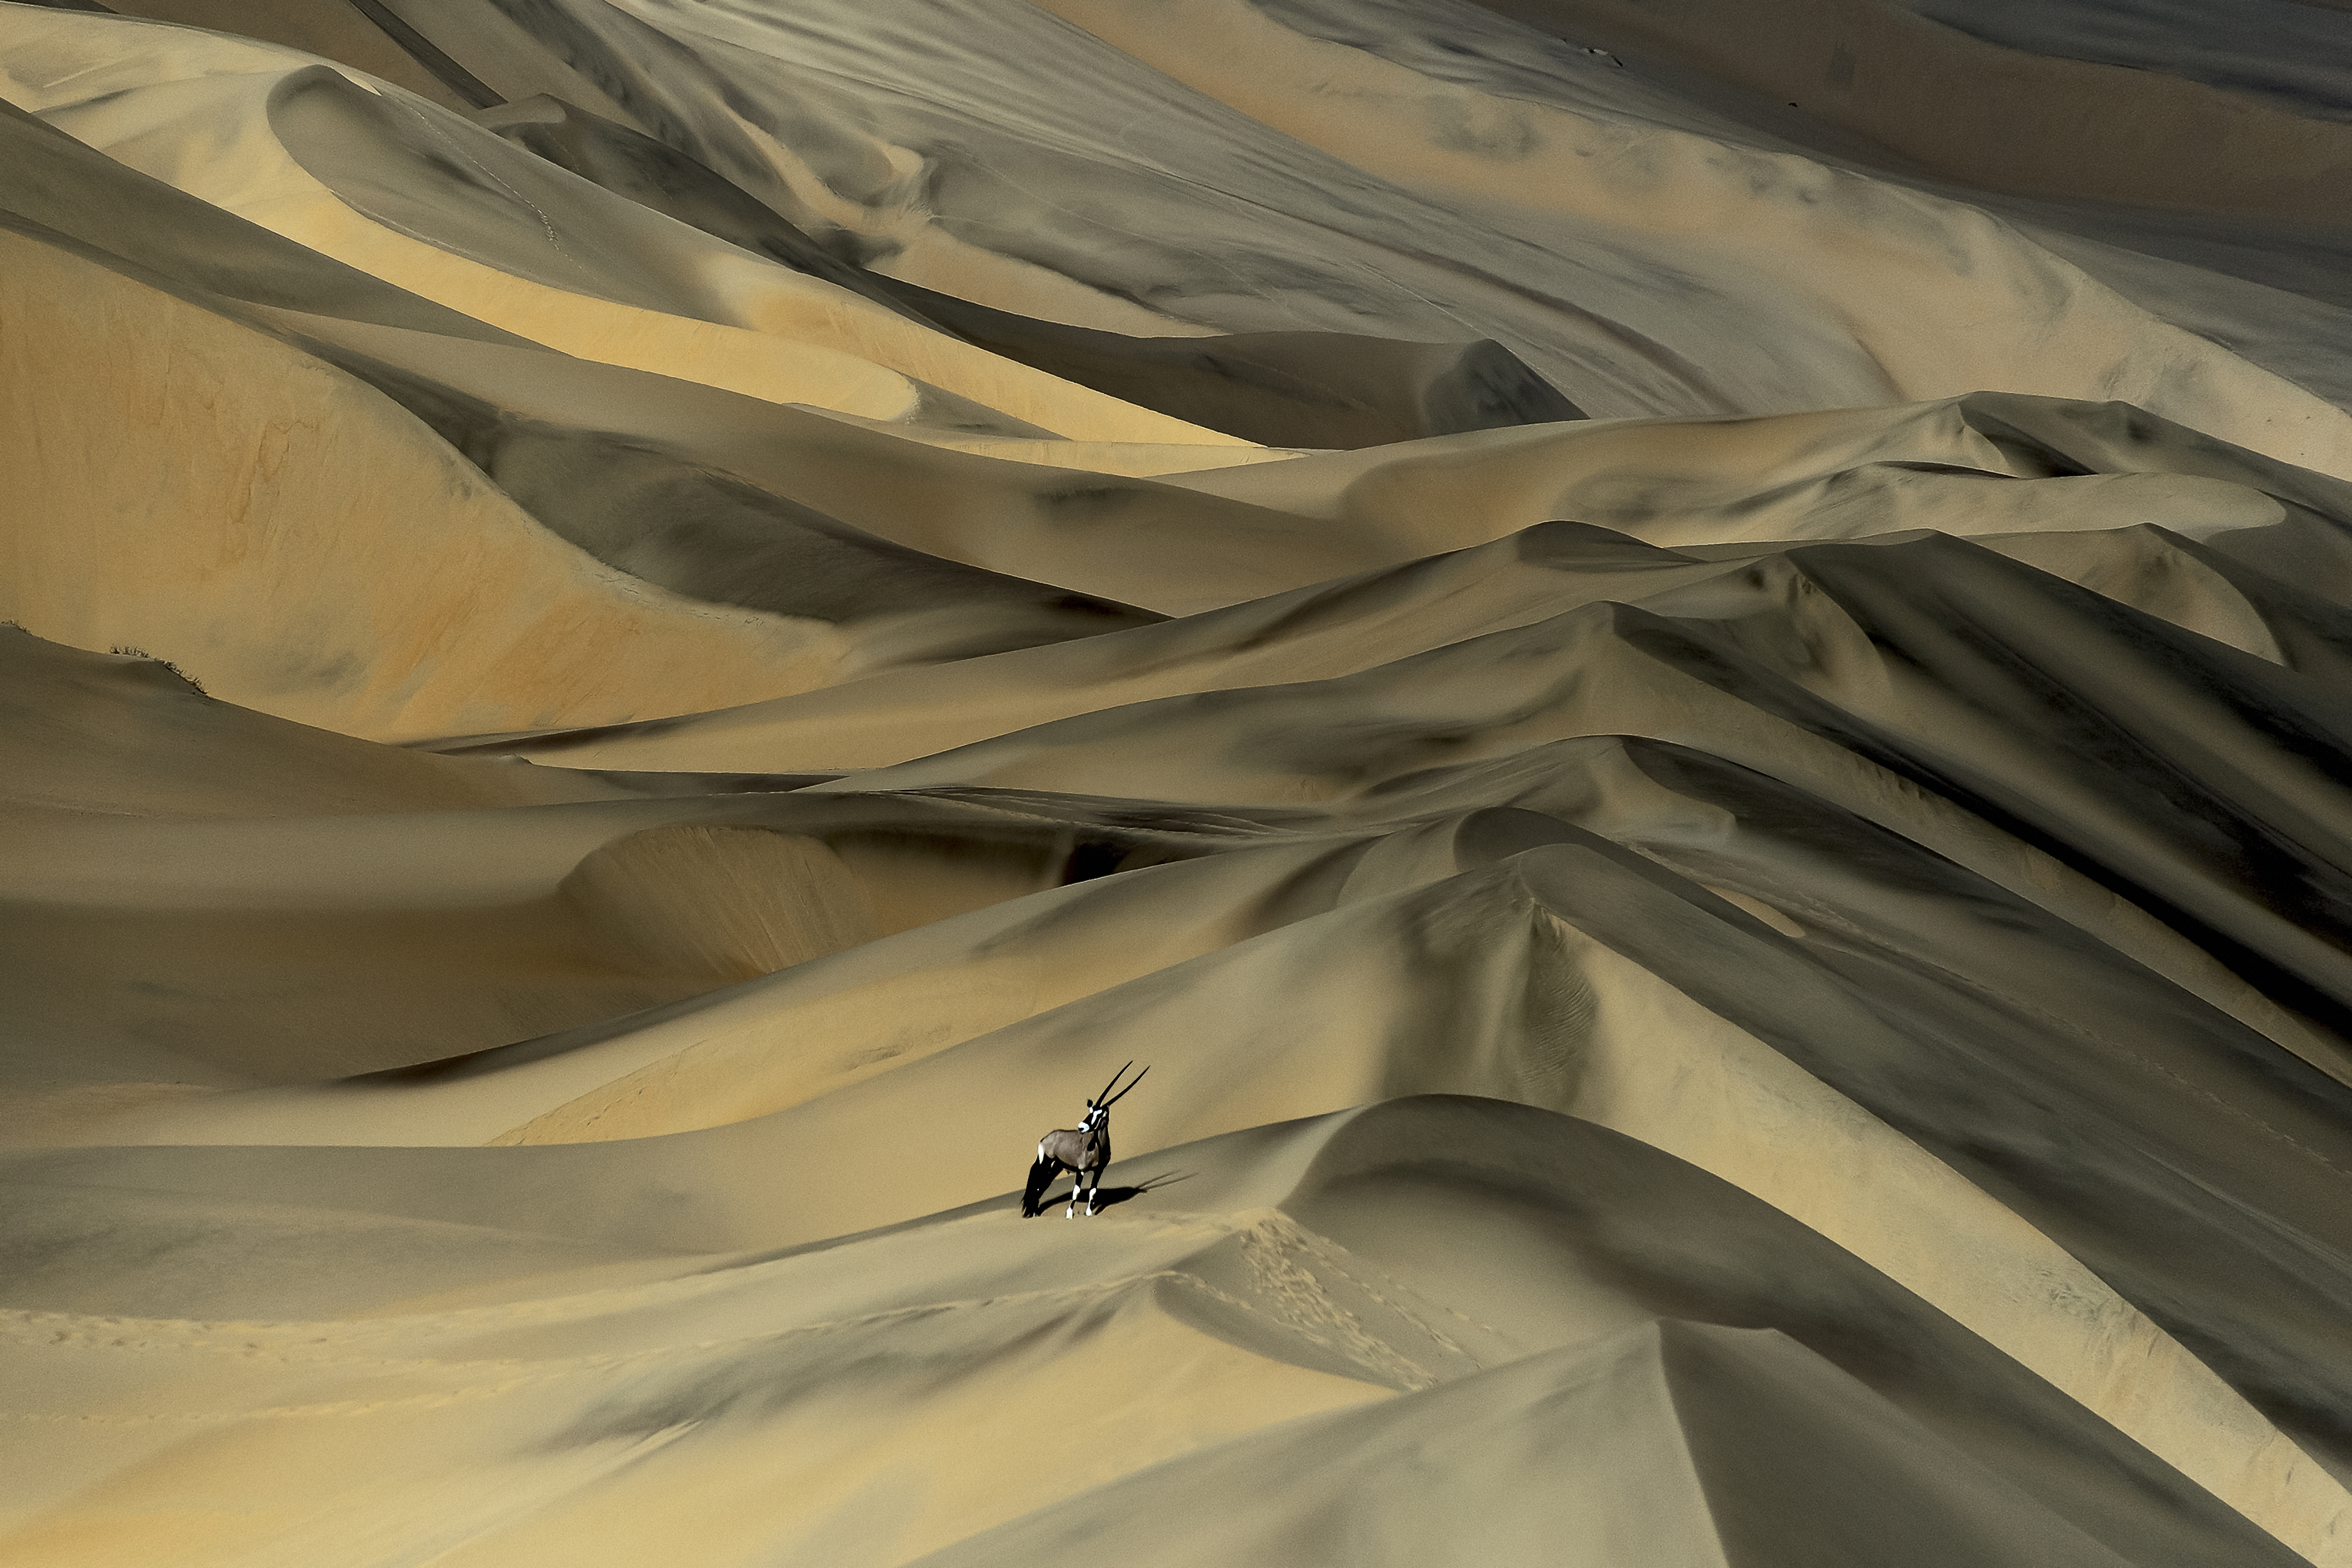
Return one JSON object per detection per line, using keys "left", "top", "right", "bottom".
{"left": 271, "top": 0, "right": 2352, "bottom": 474}
{"left": 0, "top": 1104, "right": 2331, "bottom": 1564}
{"left": 1, "top": 8, "right": 1262, "bottom": 445}
{"left": 0, "top": 226, "right": 852, "bottom": 738}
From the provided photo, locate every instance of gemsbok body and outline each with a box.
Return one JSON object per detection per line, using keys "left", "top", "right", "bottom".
{"left": 1022, "top": 1063, "right": 1148, "bottom": 1217}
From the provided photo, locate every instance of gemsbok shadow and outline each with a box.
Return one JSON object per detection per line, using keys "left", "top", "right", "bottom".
{"left": 1073, "top": 1168, "right": 1194, "bottom": 1214}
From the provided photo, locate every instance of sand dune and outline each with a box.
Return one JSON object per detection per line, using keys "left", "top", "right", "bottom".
{"left": 8, "top": 0, "right": 2352, "bottom": 1563}
{"left": 0, "top": 1102, "right": 2332, "bottom": 1562}
{"left": 3, "top": 10, "right": 1268, "bottom": 443}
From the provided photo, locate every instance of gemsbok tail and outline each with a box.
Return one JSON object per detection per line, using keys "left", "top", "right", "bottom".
{"left": 1020, "top": 1158, "right": 1058, "bottom": 1218}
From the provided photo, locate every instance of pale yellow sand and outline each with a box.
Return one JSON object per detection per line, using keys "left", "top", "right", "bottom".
{"left": 1, "top": 11, "right": 1259, "bottom": 446}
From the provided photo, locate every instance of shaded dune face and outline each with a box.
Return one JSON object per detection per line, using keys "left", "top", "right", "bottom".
{"left": 472, "top": 92, "right": 1589, "bottom": 449}
{"left": 6, "top": 2, "right": 2352, "bottom": 1566}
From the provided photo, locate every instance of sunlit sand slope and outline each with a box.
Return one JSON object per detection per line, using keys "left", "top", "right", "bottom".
{"left": 0, "top": 1104, "right": 2325, "bottom": 1565}
{"left": 7, "top": 0, "right": 2352, "bottom": 1564}
{"left": 281, "top": 0, "right": 2352, "bottom": 471}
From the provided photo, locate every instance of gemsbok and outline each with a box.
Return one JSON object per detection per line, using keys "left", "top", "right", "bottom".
{"left": 1022, "top": 1062, "right": 1149, "bottom": 1217}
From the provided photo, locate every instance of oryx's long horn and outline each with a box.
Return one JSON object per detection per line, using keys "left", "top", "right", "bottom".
{"left": 1092, "top": 1061, "right": 1134, "bottom": 1106}
{"left": 1102, "top": 1064, "right": 1150, "bottom": 1107}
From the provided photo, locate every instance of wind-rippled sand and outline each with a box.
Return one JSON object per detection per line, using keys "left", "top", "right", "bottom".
{"left": 5, "top": 0, "right": 2352, "bottom": 1563}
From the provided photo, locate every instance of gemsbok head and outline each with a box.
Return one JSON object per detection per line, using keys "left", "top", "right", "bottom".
{"left": 1022, "top": 1062, "right": 1149, "bottom": 1217}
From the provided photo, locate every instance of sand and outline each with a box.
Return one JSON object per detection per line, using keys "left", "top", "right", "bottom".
{"left": 5, "top": 0, "right": 2352, "bottom": 1562}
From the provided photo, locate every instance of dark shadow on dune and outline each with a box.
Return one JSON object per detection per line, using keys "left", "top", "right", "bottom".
{"left": 1094, "top": 1170, "right": 1196, "bottom": 1208}
{"left": 469, "top": 95, "right": 1584, "bottom": 448}
{"left": 1027, "top": 1170, "right": 1194, "bottom": 1215}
